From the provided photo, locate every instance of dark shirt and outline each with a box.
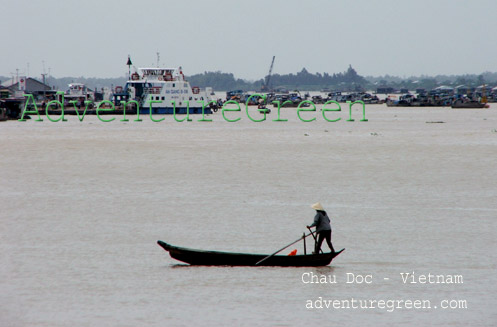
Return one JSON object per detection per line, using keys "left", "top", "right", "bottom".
{"left": 310, "top": 211, "right": 331, "bottom": 233}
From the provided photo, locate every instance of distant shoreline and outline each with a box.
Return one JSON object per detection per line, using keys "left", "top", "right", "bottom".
{"left": 2, "top": 69, "right": 496, "bottom": 92}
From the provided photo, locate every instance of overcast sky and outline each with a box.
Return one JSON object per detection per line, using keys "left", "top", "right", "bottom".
{"left": 1, "top": 0, "right": 496, "bottom": 80}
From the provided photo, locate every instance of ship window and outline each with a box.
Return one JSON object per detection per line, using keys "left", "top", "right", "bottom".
{"left": 172, "top": 83, "right": 175, "bottom": 87}
{"left": 156, "top": 96, "right": 160, "bottom": 100}
{"left": 201, "top": 97, "right": 204, "bottom": 100}
{"left": 189, "top": 97, "right": 192, "bottom": 100}
{"left": 162, "top": 96, "right": 165, "bottom": 100}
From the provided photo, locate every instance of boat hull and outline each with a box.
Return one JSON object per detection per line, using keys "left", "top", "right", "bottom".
{"left": 139, "top": 107, "right": 212, "bottom": 115}
{"left": 451, "top": 102, "right": 487, "bottom": 109}
{"left": 157, "top": 240, "right": 344, "bottom": 267}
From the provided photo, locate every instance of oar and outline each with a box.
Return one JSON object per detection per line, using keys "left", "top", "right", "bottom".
{"left": 307, "top": 226, "right": 323, "bottom": 254}
{"left": 255, "top": 232, "right": 314, "bottom": 266}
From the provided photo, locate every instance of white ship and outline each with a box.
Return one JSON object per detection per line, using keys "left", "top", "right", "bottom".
{"left": 65, "top": 83, "right": 95, "bottom": 102}
{"left": 116, "top": 67, "right": 215, "bottom": 114}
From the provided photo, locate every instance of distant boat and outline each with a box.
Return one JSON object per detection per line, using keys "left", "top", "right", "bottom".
{"left": 386, "top": 94, "right": 452, "bottom": 107}
{"left": 451, "top": 99, "right": 487, "bottom": 109}
{"left": 0, "top": 98, "right": 25, "bottom": 120}
{"left": 157, "top": 240, "right": 344, "bottom": 266}
{"left": 65, "top": 83, "right": 95, "bottom": 102}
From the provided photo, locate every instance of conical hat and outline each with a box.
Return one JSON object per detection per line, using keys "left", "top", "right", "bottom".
{"left": 311, "top": 202, "right": 324, "bottom": 211}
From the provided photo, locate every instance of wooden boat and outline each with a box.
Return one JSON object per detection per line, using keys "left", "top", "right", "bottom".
{"left": 157, "top": 240, "right": 344, "bottom": 266}
{"left": 451, "top": 100, "right": 487, "bottom": 109}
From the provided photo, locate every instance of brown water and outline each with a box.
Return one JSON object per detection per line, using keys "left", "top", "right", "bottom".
{"left": 1, "top": 104, "right": 497, "bottom": 326}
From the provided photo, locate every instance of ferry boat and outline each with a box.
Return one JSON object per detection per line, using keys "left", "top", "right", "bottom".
{"left": 116, "top": 67, "right": 214, "bottom": 114}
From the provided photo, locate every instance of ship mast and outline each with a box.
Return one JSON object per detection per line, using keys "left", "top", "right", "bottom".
{"left": 126, "top": 55, "right": 132, "bottom": 80}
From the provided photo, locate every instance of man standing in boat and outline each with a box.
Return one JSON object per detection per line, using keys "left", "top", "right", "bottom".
{"left": 307, "top": 202, "right": 335, "bottom": 254}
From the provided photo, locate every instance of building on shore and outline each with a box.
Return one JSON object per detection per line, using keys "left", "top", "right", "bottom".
{"left": 2, "top": 77, "right": 52, "bottom": 97}
{"left": 0, "top": 84, "right": 12, "bottom": 99}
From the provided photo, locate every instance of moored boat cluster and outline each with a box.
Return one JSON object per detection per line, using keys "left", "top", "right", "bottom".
{"left": 2, "top": 69, "right": 495, "bottom": 121}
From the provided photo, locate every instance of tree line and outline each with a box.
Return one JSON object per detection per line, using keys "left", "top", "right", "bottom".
{"left": 2, "top": 67, "right": 496, "bottom": 92}
{"left": 187, "top": 65, "right": 367, "bottom": 91}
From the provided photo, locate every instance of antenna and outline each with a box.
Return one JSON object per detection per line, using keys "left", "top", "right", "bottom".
{"left": 15, "top": 68, "right": 20, "bottom": 91}
{"left": 156, "top": 51, "right": 160, "bottom": 67}
{"left": 9, "top": 69, "right": 24, "bottom": 82}
{"left": 41, "top": 61, "right": 47, "bottom": 84}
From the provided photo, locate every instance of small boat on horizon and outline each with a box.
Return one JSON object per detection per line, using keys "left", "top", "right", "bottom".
{"left": 157, "top": 240, "right": 344, "bottom": 267}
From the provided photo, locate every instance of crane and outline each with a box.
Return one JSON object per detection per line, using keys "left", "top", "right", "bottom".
{"left": 262, "top": 56, "right": 275, "bottom": 92}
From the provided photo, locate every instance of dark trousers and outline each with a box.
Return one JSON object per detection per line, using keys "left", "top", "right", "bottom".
{"left": 315, "top": 230, "right": 335, "bottom": 253}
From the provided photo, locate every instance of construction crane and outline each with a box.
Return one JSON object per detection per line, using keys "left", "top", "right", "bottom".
{"left": 261, "top": 56, "right": 275, "bottom": 92}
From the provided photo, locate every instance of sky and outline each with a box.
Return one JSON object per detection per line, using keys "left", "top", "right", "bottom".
{"left": 1, "top": 0, "right": 496, "bottom": 80}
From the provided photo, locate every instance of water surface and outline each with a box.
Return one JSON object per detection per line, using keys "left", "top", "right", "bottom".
{"left": 1, "top": 104, "right": 496, "bottom": 326}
